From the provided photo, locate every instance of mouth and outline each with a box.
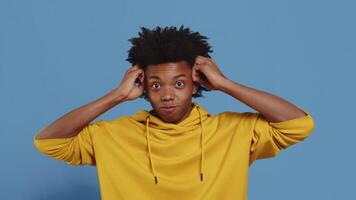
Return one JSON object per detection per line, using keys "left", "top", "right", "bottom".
{"left": 160, "top": 106, "right": 177, "bottom": 113}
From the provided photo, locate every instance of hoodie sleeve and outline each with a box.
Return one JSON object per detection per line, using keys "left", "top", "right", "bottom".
{"left": 247, "top": 110, "right": 315, "bottom": 164}
{"left": 33, "top": 120, "right": 105, "bottom": 166}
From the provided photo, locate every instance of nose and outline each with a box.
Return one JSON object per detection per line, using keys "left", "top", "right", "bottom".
{"left": 161, "top": 87, "right": 175, "bottom": 101}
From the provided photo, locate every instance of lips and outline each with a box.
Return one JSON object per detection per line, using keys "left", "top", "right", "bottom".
{"left": 160, "top": 106, "right": 177, "bottom": 113}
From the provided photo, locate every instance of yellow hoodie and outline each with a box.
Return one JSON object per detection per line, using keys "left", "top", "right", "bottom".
{"left": 33, "top": 102, "right": 315, "bottom": 200}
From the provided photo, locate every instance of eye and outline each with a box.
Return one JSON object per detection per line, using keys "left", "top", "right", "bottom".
{"left": 151, "top": 83, "right": 160, "bottom": 89}
{"left": 176, "top": 81, "right": 184, "bottom": 88}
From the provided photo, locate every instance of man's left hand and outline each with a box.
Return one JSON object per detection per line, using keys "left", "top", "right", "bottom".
{"left": 192, "top": 55, "right": 227, "bottom": 90}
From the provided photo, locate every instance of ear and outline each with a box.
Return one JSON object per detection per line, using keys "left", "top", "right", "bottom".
{"left": 191, "top": 66, "right": 199, "bottom": 95}
{"left": 191, "top": 65, "right": 200, "bottom": 83}
{"left": 192, "top": 83, "right": 198, "bottom": 95}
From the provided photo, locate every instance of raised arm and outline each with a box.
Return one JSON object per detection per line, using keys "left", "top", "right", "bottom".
{"left": 35, "top": 64, "right": 145, "bottom": 139}
{"left": 217, "top": 80, "right": 306, "bottom": 122}
{"left": 192, "top": 56, "right": 306, "bottom": 122}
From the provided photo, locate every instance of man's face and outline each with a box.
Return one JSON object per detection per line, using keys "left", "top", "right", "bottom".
{"left": 145, "top": 60, "right": 198, "bottom": 124}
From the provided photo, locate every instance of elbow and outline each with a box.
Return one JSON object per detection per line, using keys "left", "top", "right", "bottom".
{"left": 33, "top": 131, "right": 44, "bottom": 152}
{"left": 269, "top": 111, "right": 316, "bottom": 145}
{"left": 301, "top": 113, "right": 315, "bottom": 139}
{"left": 288, "top": 111, "right": 315, "bottom": 139}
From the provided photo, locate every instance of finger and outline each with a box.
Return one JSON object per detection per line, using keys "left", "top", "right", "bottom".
{"left": 195, "top": 56, "right": 211, "bottom": 65}
{"left": 199, "top": 72, "right": 212, "bottom": 87}
{"left": 127, "top": 69, "right": 141, "bottom": 78}
{"left": 135, "top": 69, "right": 144, "bottom": 80}
{"left": 128, "top": 69, "right": 143, "bottom": 85}
{"left": 200, "top": 79, "right": 213, "bottom": 90}
{"left": 132, "top": 64, "right": 140, "bottom": 69}
{"left": 196, "top": 55, "right": 211, "bottom": 62}
{"left": 128, "top": 64, "right": 140, "bottom": 72}
{"left": 201, "top": 58, "right": 214, "bottom": 66}
{"left": 194, "top": 57, "right": 204, "bottom": 65}
{"left": 209, "top": 58, "right": 217, "bottom": 65}
{"left": 192, "top": 70, "right": 200, "bottom": 83}
{"left": 192, "top": 66, "right": 199, "bottom": 78}
{"left": 194, "top": 61, "right": 207, "bottom": 67}
{"left": 139, "top": 72, "right": 145, "bottom": 83}
{"left": 135, "top": 77, "right": 144, "bottom": 88}
{"left": 196, "top": 55, "right": 209, "bottom": 60}
{"left": 196, "top": 56, "right": 216, "bottom": 66}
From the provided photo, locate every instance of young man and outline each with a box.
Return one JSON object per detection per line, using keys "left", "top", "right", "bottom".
{"left": 34, "top": 26, "right": 315, "bottom": 200}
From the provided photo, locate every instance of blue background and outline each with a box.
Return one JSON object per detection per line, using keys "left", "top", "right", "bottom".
{"left": 1, "top": 0, "right": 355, "bottom": 199}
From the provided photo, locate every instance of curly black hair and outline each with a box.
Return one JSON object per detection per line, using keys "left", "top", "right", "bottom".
{"left": 126, "top": 25, "right": 213, "bottom": 99}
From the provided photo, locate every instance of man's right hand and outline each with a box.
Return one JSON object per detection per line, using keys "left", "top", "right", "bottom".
{"left": 116, "top": 64, "right": 145, "bottom": 101}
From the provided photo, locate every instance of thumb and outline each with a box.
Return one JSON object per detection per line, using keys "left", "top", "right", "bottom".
{"left": 192, "top": 66, "right": 201, "bottom": 82}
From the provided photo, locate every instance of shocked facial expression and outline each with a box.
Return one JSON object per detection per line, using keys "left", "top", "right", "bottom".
{"left": 145, "top": 60, "right": 198, "bottom": 124}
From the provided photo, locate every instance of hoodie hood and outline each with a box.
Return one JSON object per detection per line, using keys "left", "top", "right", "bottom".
{"left": 130, "top": 102, "right": 211, "bottom": 184}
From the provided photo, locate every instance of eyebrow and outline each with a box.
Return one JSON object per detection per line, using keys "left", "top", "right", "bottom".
{"left": 148, "top": 74, "right": 187, "bottom": 80}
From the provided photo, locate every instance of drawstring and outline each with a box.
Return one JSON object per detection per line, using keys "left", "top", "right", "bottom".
{"left": 196, "top": 105, "right": 204, "bottom": 182}
{"left": 146, "top": 116, "right": 158, "bottom": 184}
{"left": 145, "top": 105, "right": 205, "bottom": 184}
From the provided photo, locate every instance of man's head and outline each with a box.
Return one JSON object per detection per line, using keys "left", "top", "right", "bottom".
{"left": 126, "top": 25, "right": 213, "bottom": 123}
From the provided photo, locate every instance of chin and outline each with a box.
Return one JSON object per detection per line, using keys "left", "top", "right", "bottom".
{"left": 158, "top": 113, "right": 181, "bottom": 123}
{"left": 162, "top": 118, "right": 176, "bottom": 123}
{"left": 158, "top": 114, "right": 177, "bottom": 123}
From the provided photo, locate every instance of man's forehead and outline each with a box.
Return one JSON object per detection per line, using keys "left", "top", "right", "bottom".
{"left": 148, "top": 73, "right": 187, "bottom": 80}
{"left": 145, "top": 61, "right": 192, "bottom": 79}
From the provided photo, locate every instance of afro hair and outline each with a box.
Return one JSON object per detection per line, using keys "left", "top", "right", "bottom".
{"left": 126, "top": 25, "right": 213, "bottom": 98}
